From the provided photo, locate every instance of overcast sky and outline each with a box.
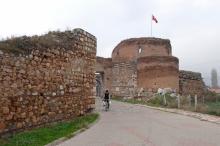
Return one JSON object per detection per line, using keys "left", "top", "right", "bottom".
{"left": 0, "top": 0, "right": 220, "bottom": 86}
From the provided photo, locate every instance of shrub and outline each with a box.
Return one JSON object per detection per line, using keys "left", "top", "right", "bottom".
{"left": 147, "top": 94, "right": 165, "bottom": 106}
{"left": 204, "top": 91, "right": 220, "bottom": 102}
{"left": 195, "top": 104, "right": 208, "bottom": 113}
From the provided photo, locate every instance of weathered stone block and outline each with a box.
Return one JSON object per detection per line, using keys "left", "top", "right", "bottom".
{"left": 21, "top": 112, "right": 26, "bottom": 118}
{"left": 6, "top": 113, "right": 13, "bottom": 120}
{"left": 0, "top": 122, "right": 6, "bottom": 132}
{"left": 16, "top": 122, "right": 23, "bottom": 129}
{"left": 2, "top": 107, "right": 10, "bottom": 114}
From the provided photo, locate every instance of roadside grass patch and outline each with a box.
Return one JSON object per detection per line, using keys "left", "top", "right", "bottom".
{"left": 0, "top": 113, "right": 99, "bottom": 146}
{"left": 206, "top": 102, "right": 220, "bottom": 116}
{"left": 112, "top": 95, "right": 220, "bottom": 117}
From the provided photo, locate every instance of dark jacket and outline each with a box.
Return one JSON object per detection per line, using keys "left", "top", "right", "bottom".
{"left": 104, "top": 92, "right": 109, "bottom": 100}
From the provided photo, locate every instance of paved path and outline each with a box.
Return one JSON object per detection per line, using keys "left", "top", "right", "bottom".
{"left": 59, "top": 99, "right": 220, "bottom": 146}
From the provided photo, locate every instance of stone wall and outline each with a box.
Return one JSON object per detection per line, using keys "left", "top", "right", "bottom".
{"left": 0, "top": 28, "right": 96, "bottom": 135}
{"left": 112, "top": 61, "right": 137, "bottom": 97}
{"left": 96, "top": 37, "right": 179, "bottom": 97}
{"left": 96, "top": 57, "right": 137, "bottom": 97}
{"left": 96, "top": 57, "right": 112, "bottom": 94}
{"left": 111, "top": 37, "right": 179, "bottom": 94}
{"left": 179, "top": 70, "right": 206, "bottom": 97}
{"left": 112, "top": 38, "right": 172, "bottom": 63}
{"left": 96, "top": 37, "right": 207, "bottom": 98}
{"left": 137, "top": 56, "right": 179, "bottom": 92}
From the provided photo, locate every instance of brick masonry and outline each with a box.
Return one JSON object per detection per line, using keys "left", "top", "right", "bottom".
{"left": 112, "top": 61, "right": 137, "bottom": 97}
{"left": 137, "top": 56, "right": 179, "bottom": 92}
{"left": 96, "top": 37, "right": 206, "bottom": 97}
{"left": 0, "top": 28, "right": 96, "bottom": 135}
{"left": 179, "top": 70, "right": 206, "bottom": 97}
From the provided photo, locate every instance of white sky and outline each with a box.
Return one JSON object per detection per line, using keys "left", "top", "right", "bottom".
{"left": 0, "top": 0, "right": 220, "bottom": 86}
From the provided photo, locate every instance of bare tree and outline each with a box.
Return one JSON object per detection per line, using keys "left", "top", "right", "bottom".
{"left": 211, "top": 68, "right": 218, "bottom": 88}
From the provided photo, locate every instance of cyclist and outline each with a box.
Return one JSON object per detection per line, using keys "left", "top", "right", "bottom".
{"left": 104, "top": 90, "right": 110, "bottom": 110}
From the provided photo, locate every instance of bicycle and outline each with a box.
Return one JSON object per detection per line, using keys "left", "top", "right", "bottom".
{"left": 102, "top": 99, "right": 110, "bottom": 111}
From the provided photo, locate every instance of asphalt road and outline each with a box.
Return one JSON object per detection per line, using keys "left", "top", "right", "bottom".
{"left": 59, "top": 98, "right": 220, "bottom": 146}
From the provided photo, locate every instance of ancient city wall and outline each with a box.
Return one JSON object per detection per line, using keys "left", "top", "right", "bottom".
{"left": 179, "top": 70, "right": 206, "bottom": 97}
{"left": 0, "top": 29, "right": 96, "bottom": 135}
{"left": 96, "top": 57, "right": 137, "bottom": 97}
{"left": 96, "top": 57, "right": 112, "bottom": 93}
{"left": 112, "top": 61, "right": 137, "bottom": 97}
{"left": 137, "top": 56, "right": 179, "bottom": 92}
{"left": 96, "top": 37, "right": 206, "bottom": 98}
{"left": 110, "top": 37, "right": 176, "bottom": 96}
{"left": 112, "top": 38, "right": 172, "bottom": 63}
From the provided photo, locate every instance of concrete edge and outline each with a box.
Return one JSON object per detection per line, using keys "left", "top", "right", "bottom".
{"left": 134, "top": 104, "right": 220, "bottom": 125}
{"left": 45, "top": 113, "right": 100, "bottom": 146}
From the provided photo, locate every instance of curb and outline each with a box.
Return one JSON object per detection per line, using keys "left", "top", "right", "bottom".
{"left": 135, "top": 104, "right": 220, "bottom": 125}
{"left": 45, "top": 113, "right": 100, "bottom": 146}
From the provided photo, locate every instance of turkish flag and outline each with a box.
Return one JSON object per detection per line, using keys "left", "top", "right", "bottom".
{"left": 152, "top": 15, "right": 158, "bottom": 23}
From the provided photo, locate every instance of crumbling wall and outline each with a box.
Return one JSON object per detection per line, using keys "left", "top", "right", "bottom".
{"left": 112, "top": 61, "right": 137, "bottom": 97}
{"left": 96, "top": 57, "right": 137, "bottom": 97}
{"left": 112, "top": 38, "right": 172, "bottom": 63}
{"left": 179, "top": 70, "right": 206, "bottom": 97}
{"left": 137, "top": 56, "right": 179, "bottom": 92}
{"left": 0, "top": 28, "right": 96, "bottom": 135}
{"left": 111, "top": 37, "right": 178, "bottom": 95}
{"left": 95, "top": 37, "right": 206, "bottom": 98}
{"left": 96, "top": 57, "right": 112, "bottom": 93}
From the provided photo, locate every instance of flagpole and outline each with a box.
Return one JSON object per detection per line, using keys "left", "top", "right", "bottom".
{"left": 150, "top": 14, "right": 152, "bottom": 37}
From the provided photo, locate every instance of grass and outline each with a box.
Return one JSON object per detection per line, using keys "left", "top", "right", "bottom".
{"left": 111, "top": 96, "right": 148, "bottom": 105}
{"left": 206, "top": 102, "right": 220, "bottom": 116}
{"left": 112, "top": 95, "right": 220, "bottom": 117}
{"left": 0, "top": 30, "right": 78, "bottom": 55}
{"left": 0, "top": 113, "right": 99, "bottom": 146}
{"left": 112, "top": 95, "right": 174, "bottom": 107}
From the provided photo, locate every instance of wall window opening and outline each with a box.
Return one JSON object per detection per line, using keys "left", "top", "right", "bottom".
{"left": 138, "top": 47, "right": 142, "bottom": 54}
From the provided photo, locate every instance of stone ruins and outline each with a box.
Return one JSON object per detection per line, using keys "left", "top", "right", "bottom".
{"left": 0, "top": 28, "right": 207, "bottom": 136}
{"left": 0, "top": 29, "right": 96, "bottom": 135}
{"left": 96, "top": 37, "right": 206, "bottom": 97}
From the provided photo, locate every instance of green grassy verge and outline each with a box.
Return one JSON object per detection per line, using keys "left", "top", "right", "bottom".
{"left": 111, "top": 96, "right": 162, "bottom": 107}
{"left": 0, "top": 113, "right": 99, "bottom": 146}
{"left": 112, "top": 96, "right": 220, "bottom": 116}
{"left": 206, "top": 102, "right": 220, "bottom": 116}
{"left": 111, "top": 96, "right": 145, "bottom": 104}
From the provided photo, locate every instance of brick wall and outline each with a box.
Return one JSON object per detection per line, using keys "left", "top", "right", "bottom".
{"left": 179, "top": 70, "right": 206, "bottom": 97}
{"left": 0, "top": 28, "right": 96, "bottom": 135}
{"left": 112, "top": 61, "right": 137, "bottom": 97}
{"left": 112, "top": 38, "right": 172, "bottom": 63}
{"left": 96, "top": 57, "right": 112, "bottom": 94}
{"left": 137, "top": 56, "right": 179, "bottom": 92}
{"left": 96, "top": 37, "right": 206, "bottom": 98}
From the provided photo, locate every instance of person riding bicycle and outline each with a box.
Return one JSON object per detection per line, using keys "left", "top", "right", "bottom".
{"left": 104, "top": 90, "right": 110, "bottom": 109}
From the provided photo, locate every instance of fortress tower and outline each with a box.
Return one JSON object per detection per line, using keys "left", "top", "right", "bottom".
{"left": 112, "top": 37, "right": 179, "bottom": 94}
{"left": 96, "top": 37, "right": 205, "bottom": 97}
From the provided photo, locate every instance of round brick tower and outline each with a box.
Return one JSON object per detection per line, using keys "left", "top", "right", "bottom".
{"left": 112, "top": 37, "right": 179, "bottom": 92}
